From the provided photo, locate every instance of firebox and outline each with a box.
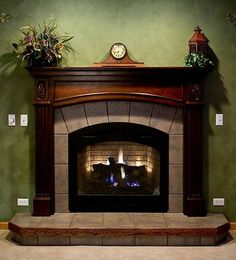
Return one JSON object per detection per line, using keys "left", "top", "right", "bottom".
{"left": 69, "top": 123, "right": 168, "bottom": 212}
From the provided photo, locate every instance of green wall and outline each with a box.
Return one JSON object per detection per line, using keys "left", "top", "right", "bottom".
{"left": 0, "top": 0, "right": 236, "bottom": 221}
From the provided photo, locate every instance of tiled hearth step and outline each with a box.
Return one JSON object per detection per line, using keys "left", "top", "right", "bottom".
{"left": 9, "top": 213, "right": 229, "bottom": 246}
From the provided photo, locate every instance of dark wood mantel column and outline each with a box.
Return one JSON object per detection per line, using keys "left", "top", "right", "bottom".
{"left": 30, "top": 67, "right": 207, "bottom": 216}
{"left": 183, "top": 83, "right": 205, "bottom": 216}
{"left": 33, "top": 79, "right": 55, "bottom": 216}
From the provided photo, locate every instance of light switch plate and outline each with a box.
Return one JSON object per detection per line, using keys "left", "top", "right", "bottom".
{"left": 8, "top": 114, "right": 16, "bottom": 126}
{"left": 20, "top": 114, "right": 28, "bottom": 126}
{"left": 216, "top": 114, "right": 223, "bottom": 126}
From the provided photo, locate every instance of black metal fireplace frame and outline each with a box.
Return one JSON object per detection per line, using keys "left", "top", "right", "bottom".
{"left": 69, "top": 122, "right": 169, "bottom": 212}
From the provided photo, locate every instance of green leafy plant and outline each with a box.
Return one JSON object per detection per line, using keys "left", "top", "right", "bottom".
{"left": 185, "top": 52, "right": 214, "bottom": 68}
{"left": 12, "top": 16, "right": 76, "bottom": 67}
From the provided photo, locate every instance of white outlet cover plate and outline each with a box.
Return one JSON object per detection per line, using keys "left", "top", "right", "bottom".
{"left": 213, "top": 198, "right": 224, "bottom": 206}
{"left": 17, "top": 198, "right": 29, "bottom": 206}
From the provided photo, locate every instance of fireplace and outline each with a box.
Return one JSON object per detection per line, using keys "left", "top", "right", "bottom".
{"left": 69, "top": 122, "right": 168, "bottom": 212}
{"left": 30, "top": 66, "right": 207, "bottom": 216}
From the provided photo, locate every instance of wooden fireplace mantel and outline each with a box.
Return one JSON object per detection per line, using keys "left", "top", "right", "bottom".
{"left": 30, "top": 66, "right": 208, "bottom": 216}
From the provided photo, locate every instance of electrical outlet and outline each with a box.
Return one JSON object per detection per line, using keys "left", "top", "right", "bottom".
{"left": 8, "top": 114, "right": 16, "bottom": 126}
{"left": 213, "top": 198, "right": 224, "bottom": 206}
{"left": 17, "top": 198, "right": 29, "bottom": 206}
{"left": 216, "top": 114, "right": 223, "bottom": 126}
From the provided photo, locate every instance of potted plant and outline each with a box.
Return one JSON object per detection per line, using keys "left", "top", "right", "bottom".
{"left": 12, "top": 16, "right": 76, "bottom": 67}
{"left": 185, "top": 52, "right": 214, "bottom": 68}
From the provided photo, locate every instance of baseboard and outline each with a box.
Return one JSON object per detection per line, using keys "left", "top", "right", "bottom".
{"left": 0, "top": 222, "right": 8, "bottom": 230}
{"left": 230, "top": 222, "right": 236, "bottom": 230}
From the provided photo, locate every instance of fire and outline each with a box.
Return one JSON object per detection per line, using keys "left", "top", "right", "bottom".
{"left": 118, "top": 147, "right": 125, "bottom": 164}
{"left": 121, "top": 166, "right": 126, "bottom": 179}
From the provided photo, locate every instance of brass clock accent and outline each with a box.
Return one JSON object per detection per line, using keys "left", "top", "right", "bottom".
{"left": 110, "top": 43, "right": 127, "bottom": 59}
{"left": 94, "top": 43, "right": 144, "bottom": 67}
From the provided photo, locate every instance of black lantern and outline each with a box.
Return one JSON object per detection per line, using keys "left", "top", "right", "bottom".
{"left": 189, "top": 26, "right": 208, "bottom": 56}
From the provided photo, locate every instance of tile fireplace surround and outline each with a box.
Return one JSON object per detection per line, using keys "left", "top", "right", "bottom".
{"left": 8, "top": 66, "right": 230, "bottom": 246}
{"left": 54, "top": 101, "right": 183, "bottom": 213}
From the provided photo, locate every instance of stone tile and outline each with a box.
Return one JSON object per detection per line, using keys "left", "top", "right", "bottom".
{"left": 196, "top": 213, "right": 229, "bottom": 228}
{"left": 164, "top": 213, "right": 198, "bottom": 228}
{"left": 54, "top": 108, "right": 68, "bottom": 134}
{"left": 103, "top": 236, "right": 134, "bottom": 246}
{"left": 38, "top": 235, "right": 70, "bottom": 246}
{"left": 129, "top": 102, "right": 153, "bottom": 126}
{"left": 85, "top": 102, "right": 108, "bottom": 125}
{"left": 168, "top": 195, "right": 183, "bottom": 213}
{"left": 103, "top": 213, "right": 134, "bottom": 228}
{"left": 71, "top": 236, "right": 102, "bottom": 245}
{"left": 61, "top": 104, "right": 88, "bottom": 133}
{"left": 55, "top": 164, "right": 68, "bottom": 194}
{"left": 22, "top": 235, "right": 38, "bottom": 246}
{"left": 108, "top": 101, "right": 130, "bottom": 122}
{"left": 170, "top": 109, "right": 183, "bottom": 135}
{"left": 10, "top": 213, "right": 42, "bottom": 228}
{"left": 200, "top": 235, "right": 216, "bottom": 246}
{"left": 215, "top": 232, "right": 228, "bottom": 245}
{"left": 55, "top": 135, "right": 68, "bottom": 164}
{"left": 38, "top": 213, "right": 73, "bottom": 228}
{"left": 134, "top": 213, "right": 166, "bottom": 228}
{"left": 55, "top": 194, "right": 69, "bottom": 213}
{"left": 135, "top": 235, "right": 167, "bottom": 246}
{"left": 71, "top": 213, "right": 104, "bottom": 228}
{"left": 10, "top": 231, "right": 23, "bottom": 245}
{"left": 168, "top": 235, "right": 200, "bottom": 246}
{"left": 150, "top": 104, "right": 176, "bottom": 133}
{"left": 169, "top": 135, "right": 183, "bottom": 165}
{"left": 169, "top": 165, "right": 183, "bottom": 194}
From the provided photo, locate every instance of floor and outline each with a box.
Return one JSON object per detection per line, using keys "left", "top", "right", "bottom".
{"left": 0, "top": 229, "right": 236, "bottom": 260}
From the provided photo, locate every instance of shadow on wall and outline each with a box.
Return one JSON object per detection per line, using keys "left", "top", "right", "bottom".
{"left": 0, "top": 52, "right": 35, "bottom": 218}
{"left": 203, "top": 47, "right": 229, "bottom": 212}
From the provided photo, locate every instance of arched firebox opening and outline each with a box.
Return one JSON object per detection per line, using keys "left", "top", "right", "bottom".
{"left": 69, "top": 122, "right": 169, "bottom": 212}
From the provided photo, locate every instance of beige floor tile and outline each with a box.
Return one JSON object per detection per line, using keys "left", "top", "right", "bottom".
{"left": 134, "top": 213, "right": 166, "bottom": 228}
{"left": 71, "top": 213, "right": 104, "bottom": 228}
{"left": 103, "top": 213, "right": 134, "bottom": 228}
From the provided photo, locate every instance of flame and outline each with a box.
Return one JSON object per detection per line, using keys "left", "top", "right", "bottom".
{"left": 105, "top": 158, "right": 110, "bottom": 165}
{"left": 121, "top": 166, "right": 126, "bottom": 179}
{"left": 136, "top": 161, "right": 141, "bottom": 167}
{"left": 118, "top": 147, "right": 125, "bottom": 164}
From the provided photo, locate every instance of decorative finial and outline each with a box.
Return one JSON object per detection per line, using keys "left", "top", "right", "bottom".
{"left": 194, "top": 26, "right": 202, "bottom": 32}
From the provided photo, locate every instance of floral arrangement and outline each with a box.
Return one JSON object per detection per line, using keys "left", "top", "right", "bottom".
{"left": 12, "top": 16, "right": 76, "bottom": 67}
{"left": 185, "top": 52, "right": 214, "bottom": 68}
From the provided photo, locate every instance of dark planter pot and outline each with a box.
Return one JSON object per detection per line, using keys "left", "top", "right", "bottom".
{"left": 28, "top": 56, "right": 58, "bottom": 68}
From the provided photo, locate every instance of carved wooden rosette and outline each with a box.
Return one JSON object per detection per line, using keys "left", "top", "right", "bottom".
{"left": 30, "top": 67, "right": 207, "bottom": 217}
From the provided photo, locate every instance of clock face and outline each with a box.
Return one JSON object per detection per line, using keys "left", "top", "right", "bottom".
{"left": 110, "top": 43, "right": 127, "bottom": 59}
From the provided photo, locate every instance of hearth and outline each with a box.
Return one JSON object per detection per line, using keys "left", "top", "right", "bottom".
{"left": 69, "top": 123, "right": 168, "bottom": 212}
